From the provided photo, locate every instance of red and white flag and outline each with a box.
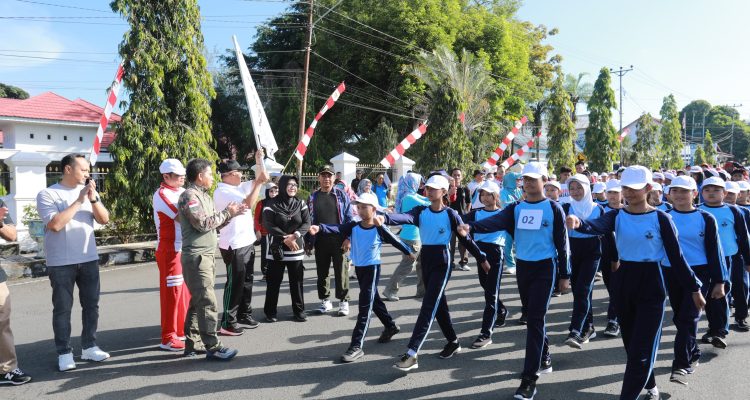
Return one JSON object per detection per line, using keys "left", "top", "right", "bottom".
{"left": 499, "top": 130, "right": 542, "bottom": 169}
{"left": 294, "top": 81, "right": 346, "bottom": 160}
{"left": 617, "top": 127, "right": 631, "bottom": 142}
{"left": 380, "top": 122, "right": 428, "bottom": 168}
{"left": 483, "top": 116, "right": 528, "bottom": 169}
{"left": 89, "top": 63, "right": 124, "bottom": 166}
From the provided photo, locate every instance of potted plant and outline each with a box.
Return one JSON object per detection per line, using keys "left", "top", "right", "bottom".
{"left": 22, "top": 204, "right": 45, "bottom": 239}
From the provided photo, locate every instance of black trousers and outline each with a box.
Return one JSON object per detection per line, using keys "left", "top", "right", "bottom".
{"left": 350, "top": 265, "right": 396, "bottom": 349}
{"left": 260, "top": 236, "right": 269, "bottom": 276}
{"left": 477, "top": 242, "right": 506, "bottom": 337}
{"left": 220, "top": 245, "right": 255, "bottom": 328}
{"left": 516, "top": 258, "right": 554, "bottom": 379}
{"left": 315, "top": 234, "right": 349, "bottom": 301}
{"left": 264, "top": 259, "right": 305, "bottom": 317}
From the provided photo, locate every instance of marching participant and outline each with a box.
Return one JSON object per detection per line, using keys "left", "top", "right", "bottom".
{"left": 602, "top": 179, "right": 624, "bottom": 337}
{"left": 544, "top": 181, "right": 561, "bottom": 202}
{"left": 647, "top": 183, "right": 672, "bottom": 211}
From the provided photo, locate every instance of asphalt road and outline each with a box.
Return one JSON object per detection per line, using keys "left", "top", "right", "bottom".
{"left": 5, "top": 248, "right": 750, "bottom": 399}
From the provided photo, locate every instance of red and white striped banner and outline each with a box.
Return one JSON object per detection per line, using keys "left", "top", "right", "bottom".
{"left": 617, "top": 127, "right": 631, "bottom": 142}
{"left": 90, "top": 63, "right": 124, "bottom": 166}
{"left": 294, "top": 81, "right": 346, "bottom": 160}
{"left": 483, "top": 116, "right": 528, "bottom": 169}
{"left": 380, "top": 122, "right": 428, "bottom": 168}
{"left": 499, "top": 130, "right": 542, "bottom": 169}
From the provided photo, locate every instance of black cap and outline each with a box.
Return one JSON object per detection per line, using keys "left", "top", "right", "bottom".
{"left": 318, "top": 166, "right": 334, "bottom": 176}
{"left": 218, "top": 159, "right": 248, "bottom": 174}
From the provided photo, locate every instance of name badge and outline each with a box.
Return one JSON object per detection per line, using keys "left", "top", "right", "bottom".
{"left": 517, "top": 209, "right": 543, "bottom": 230}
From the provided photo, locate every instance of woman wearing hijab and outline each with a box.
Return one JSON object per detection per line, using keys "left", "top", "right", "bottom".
{"left": 262, "top": 175, "right": 311, "bottom": 322}
{"left": 561, "top": 174, "right": 606, "bottom": 349}
{"left": 357, "top": 178, "right": 373, "bottom": 196}
{"left": 373, "top": 173, "right": 390, "bottom": 208}
{"left": 499, "top": 172, "right": 522, "bottom": 277}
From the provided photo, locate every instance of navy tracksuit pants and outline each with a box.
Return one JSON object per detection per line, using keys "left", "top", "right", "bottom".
{"left": 729, "top": 253, "right": 749, "bottom": 322}
{"left": 407, "top": 245, "right": 456, "bottom": 355}
{"left": 569, "top": 237, "right": 601, "bottom": 334}
{"left": 616, "top": 261, "right": 666, "bottom": 400}
{"left": 694, "top": 263, "right": 729, "bottom": 338}
{"left": 516, "top": 258, "right": 555, "bottom": 379}
{"left": 476, "top": 242, "right": 506, "bottom": 337}
{"left": 662, "top": 266, "right": 701, "bottom": 370}
{"left": 601, "top": 242, "right": 618, "bottom": 323}
{"left": 351, "top": 264, "right": 396, "bottom": 349}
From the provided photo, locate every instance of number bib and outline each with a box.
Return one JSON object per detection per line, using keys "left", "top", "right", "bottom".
{"left": 517, "top": 209, "right": 543, "bottom": 230}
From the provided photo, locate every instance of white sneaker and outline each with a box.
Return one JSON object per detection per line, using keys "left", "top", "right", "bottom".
{"left": 318, "top": 299, "right": 333, "bottom": 313}
{"left": 58, "top": 353, "right": 76, "bottom": 372}
{"left": 81, "top": 346, "right": 110, "bottom": 362}
{"left": 338, "top": 301, "right": 350, "bottom": 316}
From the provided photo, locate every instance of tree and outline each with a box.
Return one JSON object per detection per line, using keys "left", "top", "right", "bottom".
{"left": 563, "top": 73, "right": 593, "bottom": 123}
{"left": 680, "top": 99, "right": 712, "bottom": 142}
{"left": 584, "top": 68, "right": 617, "bottom": 172}
{"left": 0, "top": 83, "right": 29, "bottom": 99}
{"left": 545, "top": 69, "right": 576, "bottom": 172}
{"left": 693, "top": 146, "right": 706, "bottom": 165}
{"left": 659, "top": 94, "right": 683, "bottom": 169}
{"left": 703, "top": 129, "right": 716, "bottom": 165}
{"left": 107, "top": 0, "right": 217, "bottom": 231}
{"left": 632, "top": 113, "right": 659, "bottom": 169}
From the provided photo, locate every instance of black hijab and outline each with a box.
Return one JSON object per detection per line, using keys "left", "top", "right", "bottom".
{"left": 271, "top": 175, "right": 303, "bottom": 216}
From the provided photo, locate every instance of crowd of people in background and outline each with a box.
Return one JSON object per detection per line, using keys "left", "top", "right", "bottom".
{"left": 2, "top": 151, "right": 748, "bottom": 400}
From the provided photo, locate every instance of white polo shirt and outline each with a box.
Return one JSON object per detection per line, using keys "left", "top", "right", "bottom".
{"left": 214, "top": 181, "right": 256, "bottom": 250}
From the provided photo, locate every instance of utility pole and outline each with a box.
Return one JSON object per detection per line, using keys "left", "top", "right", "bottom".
{"left": 725, "top": 103, "right": 743, "bottom": 158}
{"left": 610, "top": 66, "right": 633, "bottom": 165}
{"left": 296, "top": 0, "right": 314, "bottom": 180}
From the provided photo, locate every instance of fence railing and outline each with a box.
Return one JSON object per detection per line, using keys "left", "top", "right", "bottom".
{"left": 46, "top": 172, "right": 108, "bottom": 192}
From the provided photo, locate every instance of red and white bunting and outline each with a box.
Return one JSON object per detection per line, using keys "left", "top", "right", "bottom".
{"left": 90, "top": 63, "right": 124, "bottom": 166}
{"left": 499, "top": 130, "right": 542, "bottom": 169}
{"left": 380, "top": 122, "right": 428, "bottom": 168}
{"left": 617, "top": 127, "right": 631, "bottom": 142}
{"left": 294, "top": 81, "right": 346, "bottom": 160}
{"left": 483, "top": 116, "right": 528, "bottom": 169}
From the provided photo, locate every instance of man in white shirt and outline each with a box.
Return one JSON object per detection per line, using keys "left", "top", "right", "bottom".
{"left": 152, "top": 159, "right": 189, "bottom": 352}
{"left": 214, "top": 152, "right": 268, "bottom": 335}
{"left": 36, "top": 153, "right": 110, "bottom": 372}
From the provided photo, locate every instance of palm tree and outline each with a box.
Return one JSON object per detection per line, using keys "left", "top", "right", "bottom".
{"left": 564, "top": 72, "right": 594, "bottom": 123}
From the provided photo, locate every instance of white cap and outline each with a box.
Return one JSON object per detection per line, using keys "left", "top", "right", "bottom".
{"left": 606, "top": 179, "right": 622, "bottom": 192}
{"left": 669, "top": 176, "right": 697, "bottom": 191}
{"left": 353, "top": 192, "right": 380, "bottom": 208}
{"left": 620, "top": 166, "right": 652, "bottom": 190}
{"left": 159, "top": 159, "right": 186, "bottom": 175}
{"left": 521, "top": 162, "right": 548, "bottom": 179}
{"left": 544, "top": 180, "right": 561, "bottom": 190}
{"left": 569, "top": 173, "right": 590, "bottom": 186}
{"left": 702, "top": 176, "right": 726, "bottom": 189}
{"left": 725, "top": 181, "right": 741, "bottom": 194}
{"left": 665, "top": 172, "right": 676, "bottom": 180}
{"left": 592, "top": 182, "right": 606, "bottom": 194}
{"left": 689, "top": 166, "right": 703, "bottom": 174}
{"left": 738, "top": 181, "right": 750, "bottom": 191}
{"left": 653, "top": 172, "right": 665, "bottom": 180}
{"left": 425, "top": 175, "right": 450, "bottom": 191}
{"left": 651, "top": 182, "right": 663, "bottom": 192}
{"left": 591, "top": 172, "right": 599, "bottom": 177}
{"left": 478, "top": 180, "right": 500, "bottom": 194}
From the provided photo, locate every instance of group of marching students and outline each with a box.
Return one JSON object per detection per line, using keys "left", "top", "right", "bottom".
{"left": 311, "top": 159, "right": 750, "bottom": 400}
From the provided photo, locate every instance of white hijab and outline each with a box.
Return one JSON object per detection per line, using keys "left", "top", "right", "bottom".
{"left": 569, "top": 174, "right": 597, "bottom": 219}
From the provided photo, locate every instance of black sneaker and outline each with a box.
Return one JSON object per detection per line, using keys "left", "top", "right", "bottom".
{"left": 735, "top": 319, "right": 750, "bottom": 332}
{"left": 294, "top": 312, "right": 308, "bottom": 322}
{"left": 206, "top": 346, "right": 239, "bottom": 361}
{"left": 539, "top": 357, "right": 553, "bottom": 374}
{"left": 700, "top": 332, "right": 713, "bottom": 344}
{"left": 551, "top": 289, "right": 562, "bottom": 297}
{"left": 0, "top": 368, "right": 31, "bottom": 386}
{"left": 238, "top": 315, "right": 260, "bottom": 329}
{"left": 583, "top": 326, "right": 597, "bottom": 341}
{"left": 439, "top": 341, "right": 462, "bottom": 359}
{"left": 565, "top": 332, "right": 585, "bottom": 349}
{"left": 670, "top": 368, "right": 689, "bottom": 385}
{"left": 265, "top": 315, "right": 278, "bottom": 323}
{"left": 470, "top": 335, "right": 492, "bottom": 349}
{"left": 495, "top": 308, "right": 508, "bottom": 328}
{"left": 341, "top": 346, "right": 364, "bottom": 363}
{"left": 639, "top": 389, "right": 661, "bottom": 400}
{"left": 378, "top": 325, "right": 400, "bottom": 343}
{"left": 393, "top": 353, "right": 418, "bottom": 371}
{"left": 604, "top": 321, "right": 620, "bottom": 337}
{"left": 518, "top": 313, "right": 528, "bottom": 325}
{"left": 711, "top": 335, "right": 727, "bottom": 349}
{"left": 218, "top": 325, "right": 245, "bottom": 336}
{"left": 514, "top": 376, "right": 538, "bottom": 400}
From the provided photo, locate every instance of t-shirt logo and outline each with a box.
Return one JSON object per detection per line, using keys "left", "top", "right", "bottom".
{"left": 699, "top": 231, "right": 705, "bottom": 238}
{"left": 542, "top": 220, "right": 550, "bottom": 227}
{"left": 721, "top": 220, "right": 729, "bottom": 228}
{"left": 439, "top": 227, "right": 446, "bottom": 235}
{"left": 645, "top": 231, "right": 654, "bottom": 240}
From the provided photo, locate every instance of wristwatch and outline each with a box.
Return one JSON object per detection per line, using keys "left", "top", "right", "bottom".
{"left": 90, "top": 195, "right": 100, "bottom": 204}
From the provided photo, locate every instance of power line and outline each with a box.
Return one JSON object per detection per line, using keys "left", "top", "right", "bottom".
{"left": 311, "top": 51, "right": 404, "bottom": 103}
{"left": 13, "top": 0, "right": 110, "bottom": 13}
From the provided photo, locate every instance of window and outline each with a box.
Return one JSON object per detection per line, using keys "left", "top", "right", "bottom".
{"left": 63, "top": 136, "right": 68, "bottom": 141}
{"left": 29, "top": 133, "right": 34, "bottom": 139}
{"left": 47, "top": 134, "right": 51, "bottom": 140}
{"left": 79, "top": 136, "right": 83, "bottom": 142}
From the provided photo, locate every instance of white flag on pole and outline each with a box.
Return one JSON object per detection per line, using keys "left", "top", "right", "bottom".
{"left": 233, "top": 35, "right": 279, "bottom": 160}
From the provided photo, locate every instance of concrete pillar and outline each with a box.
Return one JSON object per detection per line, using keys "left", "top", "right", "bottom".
{"left": 330, "top": 152, "right": 359, "bottom": 187}
{"left": 4, "top": 151, "right": 50, "bottom": 231}
{"left": 394, "top": 155, "right": 416, "bottom": 183}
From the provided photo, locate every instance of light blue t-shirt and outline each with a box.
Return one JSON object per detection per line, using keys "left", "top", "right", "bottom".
{"left": 664, "top": 209, "right": 708, "bottom": 267}
{"left": 615, "top": 211, "right": 666, "bottom": 262}
{"left": 374, "top": 183, "right": 389, "bottom": 207}
{"left": 419, "top": 207, "right": 452, "bottom": 246}
{"left": 699, "top": 204, "right": 739, "bottom": 256}
{"left": 398, "top": 194, "right": 430, "bottom": 241}
{"left": 473, "top": 209, "right": 505, "bottom": 246}
{"left": 513, "top": 199, "right": 556, "bottom": 261}
{"left": 350, "top": 224, "right": 381, "bottom": 266}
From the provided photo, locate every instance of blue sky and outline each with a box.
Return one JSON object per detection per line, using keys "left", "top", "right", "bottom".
{"left": 2, "top": 0, "right": 748, "bottom": 128}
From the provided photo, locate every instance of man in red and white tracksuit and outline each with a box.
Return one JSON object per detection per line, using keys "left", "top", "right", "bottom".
{"left": 153, "top": 159, "right": 190, "bottom": 351}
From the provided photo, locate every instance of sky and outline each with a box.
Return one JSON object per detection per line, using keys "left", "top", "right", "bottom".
{"left": 2, "top": 0, "right": 748, "bottom": 131}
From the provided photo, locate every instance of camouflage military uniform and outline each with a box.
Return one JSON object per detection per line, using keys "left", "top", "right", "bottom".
{"left": 178, "top": 183, "right": 231, "bottom": 352}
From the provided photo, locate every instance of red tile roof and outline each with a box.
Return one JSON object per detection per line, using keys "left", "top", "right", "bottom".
{"left": 0, "top": 92, "right": 121, "bottom": 124}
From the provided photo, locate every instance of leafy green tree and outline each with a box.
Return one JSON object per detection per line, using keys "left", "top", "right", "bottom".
{"left": 108, "top": 0, "right": 217, "bottom": 231}
{"left": 693, "top": 146, "right": 706, "bottom": 165}
{"left": 584, "top": 68, "right": 617, "bottom": 172}
{"left": 0, "top": 83, "right": 29, "bottom": 99}
{"left": 659, "top": 94, "right": 683, "bottom": 169}
{"left": 680, "top": 99, "right": 712, "bottom": 142}
{"left": 703, "top": 129, "right": 716, "bottom": 165}
{"left": 545, "top": 69, "right": 576, "bottom": 172}
{"left": 563, "top": 73, "right": 593, "bottom": 123}
{"left": 632, "top": 113, "right": 659, "bottom": 169}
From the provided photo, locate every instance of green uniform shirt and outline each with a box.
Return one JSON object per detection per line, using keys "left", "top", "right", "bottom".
{"left": 178, "top": 183, "right": 230, "bottom": 254}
